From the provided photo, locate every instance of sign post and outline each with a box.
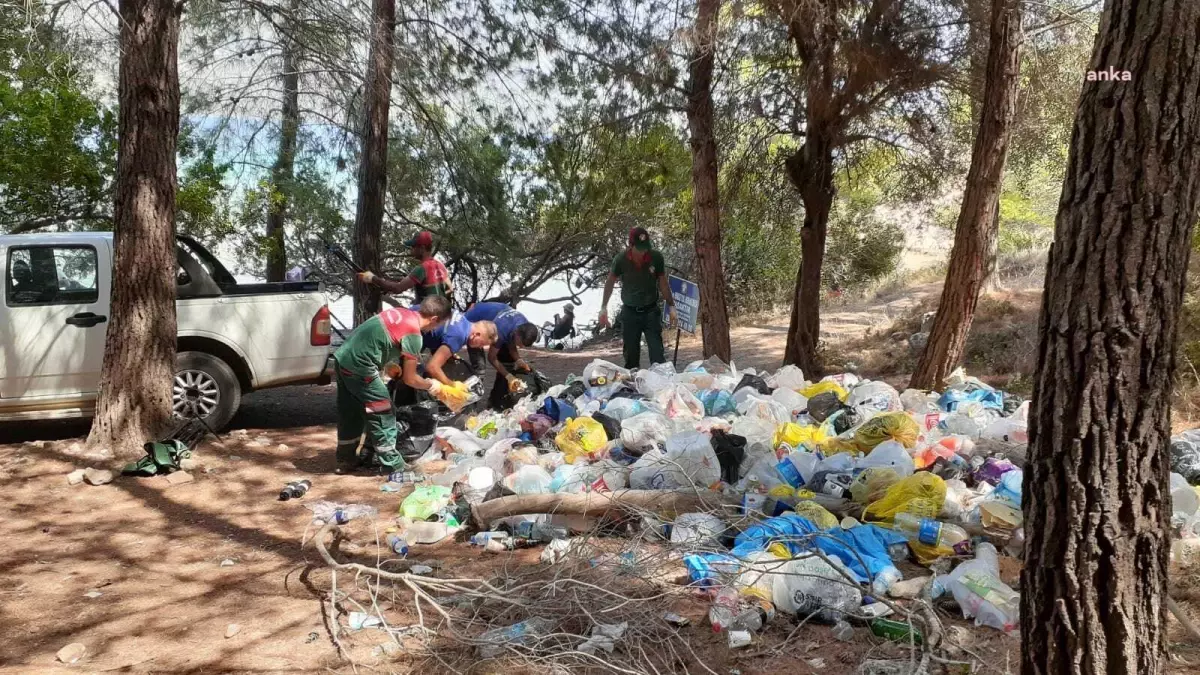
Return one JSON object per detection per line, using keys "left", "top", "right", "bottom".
{"left": 663, "top": 275, "right": 699, "bottom": 367}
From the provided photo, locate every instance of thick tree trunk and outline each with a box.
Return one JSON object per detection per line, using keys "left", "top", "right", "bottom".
{"left": 782, "top": 133, "right": 833, "bottom": 377}
{"left": 966, "top": 0, "right": 989, "bottom": 124}
{"left": 909, "top": 0, "right": 1022, "bottom": 390}
{"left": 86, "top": 0, "right": 179, "bottom": 458}
{"left": 1022, "top": 1, "right": 1200, "bottom": 673}
{"left": 352, "top": 0, "right": 395, "bottom": 325}
{"left": 685, "top": 0, "right": 731, "bottom": 362}
{"left": 264, "top": 0, "right": 301, "bottom": 283}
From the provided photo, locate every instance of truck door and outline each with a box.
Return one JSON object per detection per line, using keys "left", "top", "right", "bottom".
{"left": 0, "top": 242, "right": 111, "bottom": 400}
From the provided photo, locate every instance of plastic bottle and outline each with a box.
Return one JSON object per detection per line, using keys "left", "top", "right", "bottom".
{"left": 386, "top": 534, "right": 409, "bottom": 556}
{"left": 831, "top": 620, "right": 854, "bottom": 642}
{"left": 386, "top": 471, "right": 427, "bottom": 484}
{"left": 708, "top": 587, "right": 739, "bottom": 632}
{"left": 333, "top": 504, "right": 378, "bottom": 524}
{"left": 279, "top": 479, "right": 312, "bottom": 501}
{"left": 470, "top": 531, "right": 510, "bottom": 546}
{"left": 892, "top": 513, "right": 971, "bottom": 554}
{"left": 515, "top": 522, "right": 569, "bottom": 542}
{"left": 477, "top": 617, "right": 555, "bottom": 658}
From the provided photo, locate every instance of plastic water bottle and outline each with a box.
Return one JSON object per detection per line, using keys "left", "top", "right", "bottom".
{"left": 332, "top": 504, "right": 378, "bottom": 524}
{"left": 387, "top": 471, "right": 426, "bottom": 484}
{"left": 387, "top": 534, "right": 409, "bottom": 556}
{"left": 892, "top": 513, "right": 971, "bottom": 553}
{"left": 477, "top": 617, "right": 554, "bottom": 657}
{"left": 708, "top": 587, "right": 739, "bottom": 632}
{"left": 279, "top": 480, "right": 312, "bottom": 501}
{"left": 470, "top": 531, "right": 509, "bottom": 546}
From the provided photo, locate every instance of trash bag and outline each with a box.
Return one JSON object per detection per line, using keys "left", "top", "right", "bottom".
{"left": 863, "top": 473, "right": 947, "bottom": 522}
{"left": 847, "top": 381, "right": 903, "bottom": 415}
{"left": 629, "top": 431, "right": 720, "bottom": 490}
{"left": 519, "top": 414, "right": 555, "bottom": 441}
{"left": 982, "top": 401, "right": 1030, "bottom": 444}
{"left": 434, "top": 427, "right": 486, "bottom": 456}
{"left": 848, "top": 467, "right": 902, "bottom": 504}
{"left": 620, "top": 412, "right": 672, "bottom": 453}
{"left": 634, "top": 369, "right": 674, "bottom": 396}
{"left": 653, "top": 383, "right": 705, "bottom": 419}
{"left": 602, "top": 397, "right": 644, "bottom": 421}
{"left": 771, "top": 387, "right": 809, "bottom": 415}
{"left": 854, "top": 412, "right": 920, "bottom": 451}
{"left": 540, "top": 397, "right": 578, "bottom": 424}
{"left": 396, "top": 404, "right": 438, "bottom": 437}
{"left": 711, "top": 430, "right": 747, "bottom": 484}
{"left": 938, "top": 387, "right": 1005, "bottom": 413}
{"left": 800, "top": 381, "right": 848, "bottom": 402}
{"left": 770, "top": 554, "right": 863, "bottom": 622}
{"left": 792, "top": 500, "right": 839, "bottom": 529}
{"left": 735, "top": 373, "right": 772, "bottom": 395}
{"left": 400, "top": 485, "right": 453, "bottom": 520}
{"left": 773, "top": 365, "right": 807, "bottom": 391}
{"left": 494, "top": 370, "right": 551, "bottom": 411}
{"left": 772, "top": 423, "right": 828, "bottom": 451}
{"left": 807, "top": 391, "right": 844, "bottom": 423}
{"left": 857, "top": 440, "right": 916, "bottom": 477}
{"left": 505, "top": 464, "right": 554, "bottom": 494}
{"left": 591, "top": 412, "right": 623, "bottom": 444}
{"left": 562, "top": 379, "right": 587, "bottom": 400}
{"left": 671, "top": 512, "right": 727, "bottom": 548}
{"left": 1172, "top": 429, "right": 1200, "bottom": 483}
{"left": 737, "top": 394, "right": 791, "bottom": 425}
{"left": 556, "top": 417, "right": 609, "bottom": 464}
{"left": 899, "top": 388, "right": 940, "bottom": 413}
{"left": 583, "top": 359, "right": 631, "bottom": 386}
{"left": 700, "top": 389, "right": 737, "bottom": 417}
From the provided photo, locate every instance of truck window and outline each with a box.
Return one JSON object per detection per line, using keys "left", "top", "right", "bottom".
{"left": 5, "top": 246, "right": 99, "bottom": 306}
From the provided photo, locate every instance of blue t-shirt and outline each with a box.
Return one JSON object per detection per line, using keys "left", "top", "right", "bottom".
{"left": 422, "top": 309, "right": 471, "bottom": 354}
{"left": 464, "top": 302, "right": 528, "bottom": 346}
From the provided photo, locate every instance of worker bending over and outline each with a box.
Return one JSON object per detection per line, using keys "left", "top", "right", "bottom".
{"left": 463, "top": 301, "right": 540, "bottom": 408}
{"left": 332, "top": 296, "right": 452, "bottom": 474}
{"left": 393, "top": 309, "right": 498, "bottom": 405}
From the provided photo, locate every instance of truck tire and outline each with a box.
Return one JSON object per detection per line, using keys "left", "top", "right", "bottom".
{"left": 174, "top": 351, "right": 242, "bottom": 431}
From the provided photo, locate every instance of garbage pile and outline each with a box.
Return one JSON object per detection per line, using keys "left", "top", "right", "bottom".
{"left": 319, "top": 357, "right": 1200, "bottom": 661}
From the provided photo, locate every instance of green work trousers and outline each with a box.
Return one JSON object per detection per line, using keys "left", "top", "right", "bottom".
{"left": 334, "top": 359, "right": 405, "bottom": 470}
{"left": 620, "top": 304, "right": 665, "bottom": 369}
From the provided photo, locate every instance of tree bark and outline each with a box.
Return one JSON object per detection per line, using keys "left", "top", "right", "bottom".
{"left": 352, "top": 0, "right": 395, "bottom": 325}
{"left": 1022, "top": 1, "right": 1200, "bottom": 673}
{"left": 909, "top": 0, "right": 1022, "bottom": 390}
{"left": 264, "top": 0, "right": 301, "bottom": 283}
{"left": 685, "top": 0, "right": 731, "bottom": 362}
{"left": 86, "top": 0, "right": 179, "bottom": 458}
{"left": 782, "top": 131, "right": 833, "bottom": 378}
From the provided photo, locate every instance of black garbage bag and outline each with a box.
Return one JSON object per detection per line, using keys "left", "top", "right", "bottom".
{"left": 395, "top": 403, "right": 437, "bottom": 437}
{"left": 832, "top": 407, "right": 861, "bottom": 435}
{"left": 608, "top": 386, "right": 645, "bottom": 401}
{"left": 563, "top": 379, "right": 587, "bottom": 400}
{"left": 807, "top": 392, "right": 843, "bottom": 423}
{"left": 711, "top": 430, "right": 747, "bottom": 485}
{"left": 734, "top": 373, "right": 772, "bottom": 395}
{"left": 492, "top": 369, "right": 552, "bottom": 410}
{"left": 591, "top": 411, "right": 623, "bottom": 443}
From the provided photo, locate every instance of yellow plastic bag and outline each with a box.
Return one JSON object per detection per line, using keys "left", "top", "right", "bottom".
{"left": 555, "top": 417, "right": 608, "bottom": 464}
{"left": 799, "top": 381, "right": 848, "bottom": 402}
{"left": 792, "top": 500, "right": 839, "bottom": 529}
{"left": 849, "top": 467, "right": 901, "bottom": 504}
{"left": 772, "top": 423, "right": 828, "bottom": 450}
{"left": 434, "top": 380, "right": 472, "bottom": 413}
{"left": 864, "top": 473, "right": 946, "bottom": 523}
{"left": 909, "top": 541, "right": 955, "bottom": 565}
{"left": 854, "top": 412, "right": 920, "bottom": 451}
{"left": 817, "top": 436, "right": 860, "bottom": 457}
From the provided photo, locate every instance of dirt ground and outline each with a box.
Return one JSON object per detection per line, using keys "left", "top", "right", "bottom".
{"left": 2, "top": 290, "right": 1199, "bottom": 673}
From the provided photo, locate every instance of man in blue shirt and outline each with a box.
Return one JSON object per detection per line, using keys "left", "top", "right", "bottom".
{"left": 392, "top": 308, "right": 498, "bottom": 406}
{"left": 463, "top": 301, "right": 541, "bottom": 408}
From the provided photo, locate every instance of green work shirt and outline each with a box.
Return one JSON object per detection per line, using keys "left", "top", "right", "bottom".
{"left": 334, "top": 307, "right": 424, "bottom": 376}
{"left": 408, "top": 258, "right": 451, "bottom": 301}
{"left": 611, "top": 249, "right": 666, "bottom": 308}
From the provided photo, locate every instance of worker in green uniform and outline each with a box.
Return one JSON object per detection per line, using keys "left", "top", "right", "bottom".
{"left": 598, "top": 227, "right": 677, "bottom": 369}
{"left": 358, "top": 230, "right": 454, "bottom": 303}
{"left": 332, "top": 296, "right": 453, "bottom": 474}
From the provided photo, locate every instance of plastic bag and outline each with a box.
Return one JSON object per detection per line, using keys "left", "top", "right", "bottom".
{"left": 800, "top": 381, "right": 848, "bottom": 402}
{"left": 591, "top": 412, "right": 623, "bottom": 443}
{"left": 769, "top": 387, "right": 808, "bottom": 416}
{"left": 583, "top": 359, "right": 630, "bottom": 386}
{"left": 792, "top": 500, "right": 839, "bottom": 529}
{"left": 519, "top": 414, "right": 555, "bottom": 441}
{"left": 773, "top": 365, "right": 807, "bottom": 391}
{"left": 400, "top": 485, "right": 453, "bottom": 520}
{"left": 847, "top": 381, "right": 902, "bottom": 415}
{"left": 941, "top": 401, "right": 1001, "bottom": 438}
{"left": 603, "top": 398, "right": 644, "bottom": 421}
{"left": 556, "top": 417, "right": 609, "bottom": 464}
{"left": 864, "top": 473, "right": 947, "bottom": 522}
{"left": 539, "top": 397, "right": 578, "bottom": 424}
{"left": 434, "top": 427, "right": 484, "bottom": 456}
{"left": 772, "top": 423, "right": 828, "bottom": 451}
{"left": 634, "top": 369, "right": 674, "bottom": 396}
{"left": 670, "top": 512, "right": 727, "bottom": 548}
{"left": 700, "top": 389, "right": 737, "bottom": 417}
{"left": 482, "top": 438, "right": 523, "bottom": 475}
{"left": 653, "top": 384, "right": 706, "bottom": 419}
{"left": 734, "top": 374, "right": 772, "bottom": 395}
{"left": 676, "top": 370, "right": 716, "bottom": 391}
{"left": 854, "top": 412, "right": 920, "bottom": 451}
{"left": 857, "top": 440, "right": 915, "bottom": 477}
{"left": 939, "top": 386, "right": 1005, "bottom": 413}
{"left": 982, "top": 401, "right": 1030, "bottom": 444}
{"left": 620, "top": 412, "right": 672, "bottom": 453}
{"left": 770, "top": 554, "right": 863, "bottom": 621}
{"left": 849, "top": 467, "right": 902, "bottom": 504}
{"left": 711, "top": 430, "right": 747, "bottom": 484}
{"left": 1172, "top": 429, "right": 1200, "bottom": 483}
{"left": 806, "top": 392, "right": 845, "bottom": 423}
{"left": 506, "top": 464, "right": 554, "bottom": 494}
{"left": 941, "top": 543, "right": 1019, "bottom": 634}
{"left": 899, "top": 388, "right": 939, "bottom": 413}
{"left": 737, "top": 394, "right": 791, "bottom": 425}
{"left": 629, "top": 431, "right": 720, "bottom": 490}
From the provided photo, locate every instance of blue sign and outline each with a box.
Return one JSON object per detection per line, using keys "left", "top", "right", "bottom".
{"left": 664, "top": 275, "right": 699, "bottom": 333}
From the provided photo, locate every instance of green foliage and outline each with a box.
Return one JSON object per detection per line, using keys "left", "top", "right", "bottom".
{"left": 176, "top": 128, "right": 235, "bottom": 244}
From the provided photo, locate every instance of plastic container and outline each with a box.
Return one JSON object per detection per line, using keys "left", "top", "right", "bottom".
{"left": 708, "top": 587, "right": 739, "bottom": 632}
{"left": 470, "top": 531, "right": 509, "bottom": 546}
{"left": 386, "top": 534, "right": 410, "bottom": 556}
{"left": 892, "top": 513, "right": 970, "bottom": 554}
{"left": 940, "top": 542, "right": 1019, "bottom": 633}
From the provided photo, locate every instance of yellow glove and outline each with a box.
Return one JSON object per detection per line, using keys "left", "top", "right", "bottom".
{"left": 508, "top": 375, "right": 527, "bottom": 393}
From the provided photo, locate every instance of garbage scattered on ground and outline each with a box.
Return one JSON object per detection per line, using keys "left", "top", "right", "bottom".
{"left": 225, "top": 623, "right": 242, "bottom": 638}
{"left": 278, "top": 479, "right": 312, "bottom": 500}
{"left": 307, "top": 359, "right": 1195, "bottom": 670}
{"left": 56, "top": 643, "right": 87, "bottom": 664}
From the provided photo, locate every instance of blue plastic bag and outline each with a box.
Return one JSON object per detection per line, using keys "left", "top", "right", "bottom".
{"left": 539, "top": 397, "right": 578, "bottom": 423}
{"left": 700, "top": 389, "right": 737, "bottom": 416}
{"left": 938, "top": 387, "right": 1004, "bottom": 412}
{"left": 683, "top": 553, "right": 741, "bottom": 587}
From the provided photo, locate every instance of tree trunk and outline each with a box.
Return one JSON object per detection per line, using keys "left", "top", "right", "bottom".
{"left": 782, "top": 132, "right": 833, "bottom": 377}
{"left": 966, "top": 0, "right": 989, "bottom": 124}
{"left": 86, "top": 0, "right": 180, "bottom": 458}
{"left": 352, "top": 0, "right": 395, "bottom": 325}
{"left": 264, "top": 0, "right": 301, "bottom": 283}
{"left": 909, "top": 0, "right": 1022, "bottom": 390}
{"left": 685, "top": 0, "right": 731, "bottom": 362}
{"left": 1022, "top": 1, "right": 1200, "bottom": 673}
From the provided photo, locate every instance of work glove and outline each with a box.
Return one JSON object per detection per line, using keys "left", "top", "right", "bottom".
{"left": 357, "top": 270, "right": 375, "bottom": 284}
{"left": 514, "top": 360, "right": 532, "bottom": 374}
{"left": 597, "top": 310, "right": 609, "bottom": 329}
{"left": 667, "top": 306, "right": 678, "bottom": 329}
{"left": 428, "top": 380, "right": 443, "bottom": 396}
{"left": 507, "top": 375, "right": 528, "bottom": 394}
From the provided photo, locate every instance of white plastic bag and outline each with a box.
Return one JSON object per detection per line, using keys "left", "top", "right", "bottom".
{"left": 770, "top": 387, "right": 809, "bottom": 416}
{"left": 847, "top": 381, "right": 903, "bottom": 414}
{"left": 506, "top": 464, "right": 554, "bottom": 494}
{"left": 773, "top": 365, "right": 807, "bottom": 391}
{"left": 942, "top": 543, "right": 1019, "bottom": 633}
{"left": 856, "top": 440, "right": 915, "bottom": 477}
{"left": 583, "top": 359, "right": 631, "bottom": 384}
{"left": 653, "top": 384, "right": 705, "bottom": 419}
{"left": 942, "top": 402, "right": 1000, "bottom": 438}
{"left": 482, "top": 437, "right": 523, "bottom": 475}
{"left": 770, "top": 554, "right": 863, "bottom": 621}
{"left": 675, "top": 370, "right": 716, "bottom": 391}
{"left": 434, "top": 427, "right": 484, "bottom": 456}
{"left": 635, "top": 369, "right": 674, "bottom": 396}
{"left": 629, "top": 431, "right": 720, "bottom": 490}
{"left": 602, "top": 398, "right": 644, "bottom": 421}
{"left": 900, "top": 388, "right": 940, "bottom": 414}
{"left": 982, "top": 401, "right": 1030, "bottom": 444}
{"left": 737, "top": 394, "right": 791, "bottom": 425}
{"left": 731, "top": 416, "right": 777, "bottom": 456}
{"left": 620, "top": 412, "right": 672, "bottom": 452}
{"left": 670, "top": 512, "right": 726, "bottom": 548}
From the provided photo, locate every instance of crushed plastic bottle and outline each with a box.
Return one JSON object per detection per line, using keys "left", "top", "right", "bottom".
{"left": 305, "top": 500, "right": 378, "bottom": 524}
{"left": 477, "top": 617, "right": 555, "bottom": 658}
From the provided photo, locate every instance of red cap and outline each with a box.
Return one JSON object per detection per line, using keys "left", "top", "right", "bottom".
{"left": 404, "top": 231, "right": 434, "bottom": 248}
{"left": 628, "top": 227, "right": 651, "bottom": 250}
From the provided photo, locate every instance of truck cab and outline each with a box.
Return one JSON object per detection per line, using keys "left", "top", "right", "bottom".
{"left": 0, "top": 232, "right": 332, "bottom": 430}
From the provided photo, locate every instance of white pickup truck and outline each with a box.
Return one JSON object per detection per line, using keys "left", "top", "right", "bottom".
{"left": 0, "top": 232, "right": 332, "bottom": 430}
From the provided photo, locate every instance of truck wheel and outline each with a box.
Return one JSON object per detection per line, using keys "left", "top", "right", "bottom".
{"left": 174, "top": 351, "right": 242, "bottom": 431}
